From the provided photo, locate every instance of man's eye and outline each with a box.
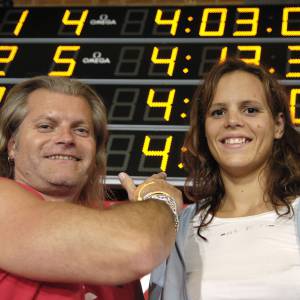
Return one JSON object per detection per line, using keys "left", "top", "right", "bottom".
{"left": 38, "top": 124, "right": 51, "bottom": 130}
{"left": 75, "top": 128, "right": 89, "bottom": 135}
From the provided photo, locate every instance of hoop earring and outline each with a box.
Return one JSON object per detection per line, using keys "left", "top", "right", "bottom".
{"left": 8, "top": 156, "right": 14, "bottom": 164}
{"left": 7, "top": 156, "right": 15, "bottom": 178}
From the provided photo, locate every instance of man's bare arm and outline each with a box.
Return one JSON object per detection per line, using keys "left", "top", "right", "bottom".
{"left": 0, "top": 178, "right": 182, "bottom": 285}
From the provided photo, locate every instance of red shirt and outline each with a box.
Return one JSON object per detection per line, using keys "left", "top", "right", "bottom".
{"left": 0, "top": 181, "right": 144, "bottom": 300}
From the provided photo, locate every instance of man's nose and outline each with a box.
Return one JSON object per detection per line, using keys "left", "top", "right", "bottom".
{"left": 55, "top": 127, "right": 75, "bottom": 145}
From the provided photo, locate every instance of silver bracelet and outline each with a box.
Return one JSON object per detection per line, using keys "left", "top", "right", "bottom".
{"left": 143, "top": 192, "right": 179, "bottom": 232}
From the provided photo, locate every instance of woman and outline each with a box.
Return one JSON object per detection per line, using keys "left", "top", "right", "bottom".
{"left": 149, "top": 58, "right": 300, "bottom": 300}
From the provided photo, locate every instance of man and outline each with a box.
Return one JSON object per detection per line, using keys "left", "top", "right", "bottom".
{"left": 0, "top": 76, "right": 182, "bottom": 299}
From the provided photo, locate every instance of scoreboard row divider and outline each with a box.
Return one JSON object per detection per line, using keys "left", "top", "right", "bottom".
{"left": 105, "top": 175, "right": 187, "bottom": 187}
{"left": 107, "top": 124, "right": 189, "bottom": 131}
{"left": 1, "top": 38, "right": 300, "bottom": 44}
{"left": 2, "top": 78, "right": 300, "bottom": 85}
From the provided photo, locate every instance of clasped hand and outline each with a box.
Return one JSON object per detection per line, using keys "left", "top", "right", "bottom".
{"left": 118, "top": 172, "right": 183, "bottom": 214}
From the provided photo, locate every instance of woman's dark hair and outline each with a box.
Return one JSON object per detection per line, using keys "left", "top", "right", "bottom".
{"left": 183, "top": 58, "right": 300, "bottom": 235}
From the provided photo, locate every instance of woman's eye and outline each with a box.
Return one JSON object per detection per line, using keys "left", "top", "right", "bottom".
{"left": 245, "top": 107, "right": 259, "bottom": 114}
{"left": 211, "top": 109, "right": 225, "bottom": 117}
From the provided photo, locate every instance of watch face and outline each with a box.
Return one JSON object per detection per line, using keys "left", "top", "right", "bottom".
{"left": 0, "top": 4, "right": 299, "bottom": 185}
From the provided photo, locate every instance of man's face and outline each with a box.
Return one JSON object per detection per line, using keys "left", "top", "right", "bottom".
{"left": 8, "top": 88, "right": 97, "bottom": 196}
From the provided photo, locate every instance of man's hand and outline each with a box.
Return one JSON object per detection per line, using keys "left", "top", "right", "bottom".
{"left": 118, "top": 172, "right": 183, "bottom": 213}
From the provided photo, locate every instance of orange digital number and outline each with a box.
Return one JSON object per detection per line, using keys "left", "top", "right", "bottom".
{"left": 219, "top": 45, "right": 261, "bottom": 65}
{"left": 62, "top": 9, "right": 88, "bottom": 36}
{"left": 199, "top": 8, "right": 227, "bottom": 37}
{"left": 13, "top": 9, "right": 29, "bottom": 36}
{"left": 220, "top": 47, "right": 228, "bottom": 62}
{"left": 237, "top": 45, "right": 261, "bottom": 65}
{"left": 48, "top": 45, "right": 80, "bottom": 77}
{"left": 286, "top": 45, "right": 300, "bottom": 78}
{"left": 0, "top": 86, "right": 6, "bottom": 102}
{"left": 0, "top": 45, "right": 18, "bottom": 76}
{"left": 281, "top": 7, "right": 300, "bottom": 36}
{"left": 0, "top": 9, "right": 29, "bottom": 36}
{"left": 154, "top": 9, "right": 181, "bottom": 36}
{"left": 290, "top": 89, "right": 300, "bottom": 125}
{"left": 151, "top": 46, "right": 178, "bottom": 77}
{"left": 147, "top": 88, "right": 175, "bottom": 121}
{"left": 142, "top": 135, "right": 173, "bottom": 172}
{"left": 233, "top": 7, "right": 259, "bottom": 37}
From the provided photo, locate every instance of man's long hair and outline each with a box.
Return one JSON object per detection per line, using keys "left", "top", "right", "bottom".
{"left": 0, "top": 76, "right": 108, "bottom": 208}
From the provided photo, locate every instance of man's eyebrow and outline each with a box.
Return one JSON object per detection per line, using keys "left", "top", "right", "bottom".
{"left": 31, "top": 115, "right": 56, "bottom": 122}
{"left": 72, "top": 120, "right": 91, "bottom": 126}
{"left": 32, "top": 115, "right": 92, "bottom": 127}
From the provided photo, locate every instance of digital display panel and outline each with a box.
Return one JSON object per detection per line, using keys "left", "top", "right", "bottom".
{"left": 0, "top": 5, "right": 300, "bottom": 185}
{"left": 0, "top": 6, "right": 300, "bottom": 38}
{"left": 0, "top": 43, "right": 300, "bottom": 79}
{"left": 1, "top": 84, "right": 299, "bottom": 126}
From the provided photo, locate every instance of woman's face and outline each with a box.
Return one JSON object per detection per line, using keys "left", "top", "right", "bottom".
{"left": 204, "top": 70, "right": 284, "bottom": 178}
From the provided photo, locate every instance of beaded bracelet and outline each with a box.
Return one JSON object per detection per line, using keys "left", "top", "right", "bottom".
{"left": 142, "top": 191, "right": 179, "bottom": 232}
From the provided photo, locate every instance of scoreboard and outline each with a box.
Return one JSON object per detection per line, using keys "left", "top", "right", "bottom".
{"left": 0, "top": 5, "right": 300, "bottom": 185}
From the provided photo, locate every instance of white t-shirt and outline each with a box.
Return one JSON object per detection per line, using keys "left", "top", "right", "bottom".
{"left": 186, "top": 197, "right": 300, "bottom": 300}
